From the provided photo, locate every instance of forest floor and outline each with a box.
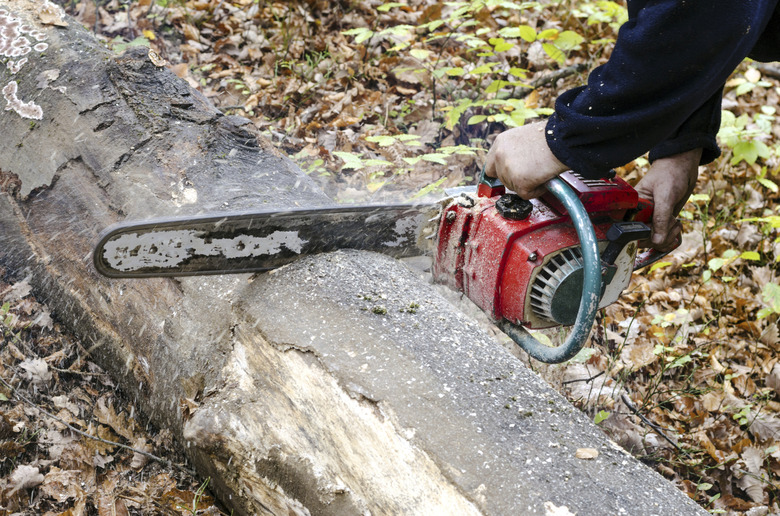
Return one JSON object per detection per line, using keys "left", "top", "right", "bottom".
{"left": 3, "top": 0, "right": 780, "bottom": 514}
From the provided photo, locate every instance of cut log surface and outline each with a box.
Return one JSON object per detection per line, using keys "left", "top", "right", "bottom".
{"left": 0, "top": 2, "right": 706, "bottom": 515}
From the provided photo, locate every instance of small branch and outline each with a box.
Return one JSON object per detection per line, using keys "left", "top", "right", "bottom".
{"left": 50, "top": 365, "right": 108, "bottom": 377}
{"left": 561, "top": 370, "right": 605, "bottom": 386}
{"left": 0, "top": 373, "right": 197, "bottom": 477}
{"left": 518, "top": 63, "right": 589, "bottom": 98}
{"left": 218, "top": 105, "right": 249, "bottom": 112}
{"left": 755, "top": 63, "right": 780, "bottom": 81}
{"left": 621, "top": 393, "right": 689, "bottom": 456}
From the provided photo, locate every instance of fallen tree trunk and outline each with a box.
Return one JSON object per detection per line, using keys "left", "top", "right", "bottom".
{"left": 0, "top": 2, "right": 706, "bottom": 515}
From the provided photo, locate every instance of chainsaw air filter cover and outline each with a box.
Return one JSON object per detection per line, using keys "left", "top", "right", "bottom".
{"left": 432, "top": 171, "right": 645, "bottom": 330}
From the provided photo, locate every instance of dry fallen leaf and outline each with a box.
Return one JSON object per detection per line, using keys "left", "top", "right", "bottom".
{"left": 8, "top": 464, "right": 44, "bottom": 494}
{"left": 38, "top": 0, "right": 69, "bottom": 27}
{"left": 575, "top": 448, "right": 599, "bottom": 460}
{"left": 18, "top": 358, "right": 52, "bottom": 385}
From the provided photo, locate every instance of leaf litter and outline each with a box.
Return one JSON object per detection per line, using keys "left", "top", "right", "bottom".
{"left": 1, "top": 268, "right": 222, "bottom": 515}
{"left": 3, "top": 0, "right": 780, "bottom": 514}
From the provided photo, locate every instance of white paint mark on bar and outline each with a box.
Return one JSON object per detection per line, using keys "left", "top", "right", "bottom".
{"left": 382, "top": 214, "right": 425, "bottom": 248}
{"left": 102, "top": 229, "right": 308, "bottom": 271}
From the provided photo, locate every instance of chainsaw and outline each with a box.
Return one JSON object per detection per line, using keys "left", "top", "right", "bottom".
{"left": 93, "top": 169, "right": 674, "bottom": 363}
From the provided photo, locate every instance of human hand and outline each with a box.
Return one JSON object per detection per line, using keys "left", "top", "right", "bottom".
{"left": 484, "top": 122, "right": 568, "bottom": 199}
{"left": 634, "top": 148, "right": 702, "bottom": 251}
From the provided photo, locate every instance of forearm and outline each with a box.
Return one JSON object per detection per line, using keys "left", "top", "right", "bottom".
{"left": 546, "top": 0, "right": 778, "bottom": 178}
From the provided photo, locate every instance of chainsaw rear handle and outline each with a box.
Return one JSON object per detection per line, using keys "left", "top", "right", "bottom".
{"left": 630, "top": 197, "right": 682, "bottom": 270}
{"left": 479, "top": 168, "right": 601, "bottom": 363}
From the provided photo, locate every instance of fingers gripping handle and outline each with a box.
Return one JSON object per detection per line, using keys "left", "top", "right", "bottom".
{"left": 497, "top": 177, "right": 602, "bottom": 364}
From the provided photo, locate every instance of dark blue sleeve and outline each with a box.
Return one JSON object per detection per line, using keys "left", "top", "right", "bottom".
{"left": 545, "top": 0, "right": 779, "bottom": 179}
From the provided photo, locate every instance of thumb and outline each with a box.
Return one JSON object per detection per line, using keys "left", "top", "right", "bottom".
{"left": 484, "top": 149, "right": 498, "bottom": 178}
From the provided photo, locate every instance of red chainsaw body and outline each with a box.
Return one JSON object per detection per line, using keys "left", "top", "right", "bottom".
{"left": 432, "top": 172, "right": 649, "bottom": 329}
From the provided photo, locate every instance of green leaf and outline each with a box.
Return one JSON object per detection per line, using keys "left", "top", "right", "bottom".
{"left": 761, "top": 282, "right": 780, "bottom": 315}
{"left": 669, "top": 354, "right": 692, "bottom": 368}
{"left": 757, "top": 176, "right": 779, "bottom": 192}
{"left": 697, "top": 482, "right": 714, "bottom": 491}
{"left": 420, "top": 153, "right": 448, "bottom": 165}
{"left": 554, "top": 31, "right": 585, "bottom": 51}
{"left": 740, "top": 251, "right": 761, "bottom": 261}
{"left": 470, "top": 63, "right": 499, "bottom": 75}
{"left": 362, "top": 159, "right": 393, "bottom": 167}
{"left": 410, "top": 177, "right": 447, "bottom": 200}
{"left": 537, "top": 28, "right": 559, "bottom": 40}
{"left": 648, "top": 261, "right": 672, "bottom": 273}
{"left": 508, "top": 67, "right": 528, "bottom": 79}
{"left": 409, "top": 48, "right": 431, "bottom": 61}
{"left": 377, "top": 2, "right": 405, "bottom": 12}
{"left": 342, "top": 27, "right": 374, "bottom": 44}
{"left": 489, "top": 37, "right": 514, "bottom": 52}
{"left": 740, "top": 215, "right": 780, "bottom": 228}
{"left": 518, "top": 25, "right": 537, "bottom": 42}
{"left": 445, "top": 67, "right": 466, "bottom": 76}
{"left": 468, "top": 115, "right": 488, "bottom": 125}
{"left": 542, "top": 42, "right": 565, "bottom": 65}
{"left": 499, "top": 25, "right": 536, "bottom": 42}
{"left": 365, "top": 135, "right": 397, "bottom": 147}
{"left": 485, "top": 80, "right": 513, "bottom": 94}
{"left": 333, "top": 151, "right": 365, "bottom": 170}
{"left": 731, "top": 140, "right": 770, "bottom": 165}
{"left": 708, "top": 257, "right": 728, "bottom": 272}
{"left": 594, "top": 410, "right": 610, "bottom": 424}
{"left": 735, "top": 82, "right": 755, "bottom": 96}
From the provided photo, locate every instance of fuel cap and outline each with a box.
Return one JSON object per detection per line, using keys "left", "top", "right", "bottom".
{"left": 496, "top": 194, "right": 533, "bottom": 220}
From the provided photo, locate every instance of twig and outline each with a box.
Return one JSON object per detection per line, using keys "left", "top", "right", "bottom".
{"left": 0, "top": 373, "right": 197, "bottom": 477}
{"left": 621, "top": 393, "right": 689, "bottom": 456}
{"left": 518, "top": 63, "right": 589, "bottom": 98}
{"left": 50, "top": 365, "right": 108, "bottom": 377}
{"left": 561, "top": 370, "right": 605, "bottom": 386}
{"left": 755, "top": 62, "right": 780, "bottom": 81}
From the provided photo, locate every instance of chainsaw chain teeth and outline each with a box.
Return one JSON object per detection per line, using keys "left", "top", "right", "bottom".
{"left": 529, "top": 247, "right": 584, "bottom": 324}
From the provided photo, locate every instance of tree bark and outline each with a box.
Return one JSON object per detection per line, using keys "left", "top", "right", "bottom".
{"left": 0, "top": 2, "right": 706, "bottom": 515}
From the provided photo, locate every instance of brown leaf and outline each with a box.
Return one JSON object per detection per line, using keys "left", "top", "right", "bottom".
{"left": 130, "top": 437, "right": 151, "bottom": 470}
{"left": 741, "top": 447, "right": 765, "bottom": 474}
{"left": 736, "top": 472, "right": 765, "bottom": 504}
{"left": 42, "top": 467, "right": 83, "bottom": 503}
{"left": 94, "top": 396, "right": 137, "bottom": 441}
{"left": 19, "top": 358, "right": 52, "bottom": 385}
{"left": 748, "top": 414, "right": 780, "bottom": 442}
{"left": 38, "top": 0, "right": 69, "bottom": 27}
{"left": 8, "top": 464, "right": 44, "bottom": 494}
{"left": 769, "top": 364, "right": 780, "bottom": 397}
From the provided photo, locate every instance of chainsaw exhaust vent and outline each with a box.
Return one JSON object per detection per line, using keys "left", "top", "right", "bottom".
{"left": 529, "top": 247, "right": 584, "bottom": 326}
{"left": 570, "top": 172, "right": 612, "bottom": 190}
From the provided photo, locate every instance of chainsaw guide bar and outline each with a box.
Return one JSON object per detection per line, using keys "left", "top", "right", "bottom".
{"left": 94, "top": 203, "right": 440, "bottom": 278}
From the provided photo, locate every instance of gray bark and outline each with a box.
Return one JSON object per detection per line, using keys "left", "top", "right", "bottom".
{"left": 0, "top": 2, "right": 706, "bottom": 515}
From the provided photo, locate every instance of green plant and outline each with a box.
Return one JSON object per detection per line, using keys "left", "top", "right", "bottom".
{"left": 177, "top": 477, "right": 211, "bottom": 515}
{"left": 0, "top": 302, "right": 20, "bottom": 347}
{"left": 718, "top": 106, "right": 776, "bottom": 166}
{"left": 342, "top": 1, "right": 596, "bottom": 130}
